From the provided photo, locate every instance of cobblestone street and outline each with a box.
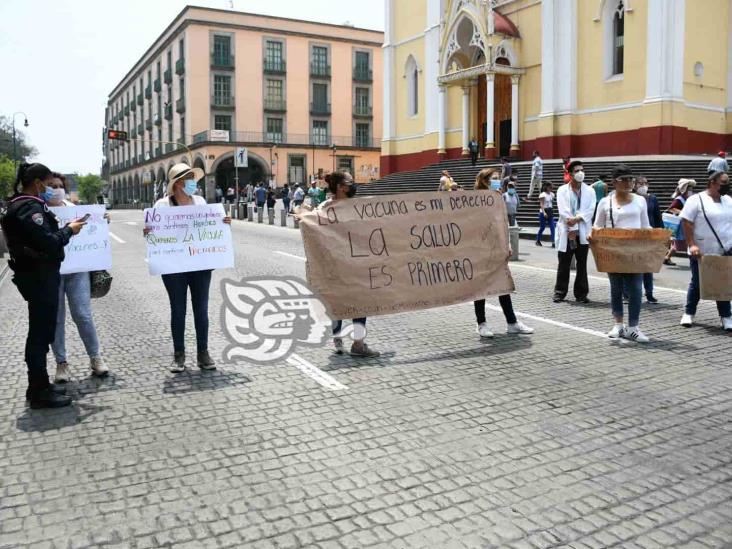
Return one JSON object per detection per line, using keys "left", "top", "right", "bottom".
{"left": 1, "top": 210, "right": 732, "bottom": 549}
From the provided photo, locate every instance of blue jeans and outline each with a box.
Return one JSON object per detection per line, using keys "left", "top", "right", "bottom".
{"left": 536, "top": 211, "right": 555, "bottom": 243}
{"left": 332, "top": 318, "right": 366, "bottom": 335}
{"left": 623, "top": 273, "right": 655, "bottom": 299}
{"left": 162, "top": 270, "right": 212, "bottom": 353}
{"left": 52, "top": 272, "right": 101, "bottom": 363}
{"left": 685, "top": 258, "right": 732, "bottom": 317}
{"left": 609, "top": 273, "right": 642, "bottom": 326}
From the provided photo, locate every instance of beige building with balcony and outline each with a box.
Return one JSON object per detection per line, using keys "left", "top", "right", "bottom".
{"left": 104, "top": 6, "right": 383, "bottom": 204}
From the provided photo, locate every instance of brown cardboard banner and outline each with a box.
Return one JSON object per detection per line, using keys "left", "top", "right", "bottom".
{"left": 590, "top": 228, "right": 672, "bottom": 274}
{"left": 298, "top": 190, "right": 516, "bottom": 318}
{"left": 700, "top": 255, "right": 732, "bottom": 301}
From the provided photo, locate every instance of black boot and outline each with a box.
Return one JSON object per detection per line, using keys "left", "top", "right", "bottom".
{"left": 26, "top": 384, "right": 67, "bottom": 401}
{"left": 29, "top": 387, "right": 72, "bottom": 409}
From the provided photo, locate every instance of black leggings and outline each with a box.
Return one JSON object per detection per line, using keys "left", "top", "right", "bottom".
{"left": 474, "top": 295, "right": 517, "bottom": 325}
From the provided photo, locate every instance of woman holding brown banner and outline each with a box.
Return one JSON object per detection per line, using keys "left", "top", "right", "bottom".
{"left": 679, "top": 171, "right": 732, "bottom": 331}
{"left": 592, "top": 165, "right": 651, "bottom": 343}
{"left": 472, "top": 168, "right": 534, "bottom": 338}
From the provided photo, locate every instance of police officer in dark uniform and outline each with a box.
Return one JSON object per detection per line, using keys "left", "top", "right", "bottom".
{"left": 1, "top": 162, "right": 86, "bottom": 408}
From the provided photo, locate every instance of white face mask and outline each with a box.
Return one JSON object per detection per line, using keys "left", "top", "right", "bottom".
{"left": 51, "top": 188, "right": 66, "bottom": 203}
{"left": 636, "top": 186, "right": 648, "bottom": 196}
{"left": 573, "top": 171, "right": 585, "bottom": 184}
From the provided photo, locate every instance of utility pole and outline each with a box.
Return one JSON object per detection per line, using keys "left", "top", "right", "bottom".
{"left": 12, "top": 112, "right": 29, "bottom": 170}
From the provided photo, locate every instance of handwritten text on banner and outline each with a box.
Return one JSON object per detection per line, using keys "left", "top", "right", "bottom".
{"left": 143, "top": 204, "right": 234, "bottom": 276}
{"left": 299, "top": 191, "right": 515, "bottom": 318}
{"left": 50, "top": 205, "right": 111, "bottom": 275}
{"left": 589, "top": 228, "right": 671, "bottom": 274}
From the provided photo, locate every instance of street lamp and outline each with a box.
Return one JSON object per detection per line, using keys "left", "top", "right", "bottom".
{"left": 12, "top": 112, "right": 29, "bottom": 170}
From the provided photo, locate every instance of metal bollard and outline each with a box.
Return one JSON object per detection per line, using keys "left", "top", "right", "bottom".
{"left": 238, "top": 203, "right": 245, "bottom": 219}
{"left": 508, "top": 226, "right": 521, "bottom": 261}
{"left": 257, "top": 208, "right": 263, "bottom": 223}
{"left": 293, "top": 216, "right": 300, "bottom": 229}
{"left": 268, "top": 209, "right": 275, "bottom": 225}
{"left": 280, "top": 210, "right": 287, "bottom": 227}
{"left": 247, "top": 204, "right": 254, "bottom": 221}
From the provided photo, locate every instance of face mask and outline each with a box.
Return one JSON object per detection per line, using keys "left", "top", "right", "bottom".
{"left": 40, "top": 186, "right": 55, "bottom": 202}
{"left": 720, "top": 182, "right": 731, "bottom": 196}
{"left": 183, "top": 180, "right": 197, "bottom": 196}
{"left": 490, "top": 180, "right": 501, "bottom": 191}
{"left": 508, "top": 189, "right": 516, "bottom": 196}
{"left": 51, "top": 188, "right": 66, "bottom": 202}
{"left": 573, "top": 171, "right": 585, "bottom": 184}
{"left": 635, "top": 186, "right": 648, "bottom": 196}
{"left": 345, "top": 183, "right": 358, "bottom": 198}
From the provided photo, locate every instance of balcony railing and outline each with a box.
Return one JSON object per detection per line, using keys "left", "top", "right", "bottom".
{"left": 211, "top": 53, "right": 235, "bottom": 69}
{"left": 310, "top": 63, "right": 331, "bottom": 78}
{"left": 154, "top": 78, "right": 162, "bottom": 92}
{"left": 164, "top": 104, "right": 173, "bottom": 120}
{"left": 263, "top": 59, "right": 286, "bottom": 74}
{"left": 211, "top": 95, "right": 235, "bottom": 109}
{"left": 164, "top": 68, "right": 172, "bottom": 84}
{"left": 265, "top": 132, "right": 285, "bottom": 144}
{"left": 145, "top": 85, "right": 152, "bottom": 99}
{"left": 124, "top": 105, "right": 130, "bottom": 116}
{"left": 146, "top": 119, "right": 153, "bottom": 131}
{"left": 353, "top": 67, "right": 373, "bottom": 82}
{"left": 137, "top": 123, "right": 144, "bottom": 134}
{"left": 310, "top": 102, "right": 331, "bottom": 115}
{"left": 137, "top": 93, "right": 144, "bottom": 106}
{"left": 155, "top": 146, "right": 161, "bottom": 157}
{"left": 176, "top": 97, "right": 185, "bottom": 113}
{"left": 264, "top": 99, "right": 286, "bottom": 112}
{"left": 165, "top": 143, "right": 174, "bottom": 153}
{"left": 130, "top": 128, "right": 137, "bottom": 139}
{"left": 175, "top": 58, "right": 185, "bottom": 75}
{"left": 353, "top": 104, "right": 373, "bottom": 117}
{"left": 154, "top": 113, "right": 162, "bottom": 126}
{"left": 190, "top": 129, "right": 381, "bottom": 149}
{"left": 130, "top": 101, "right": 136, "bottom": 112}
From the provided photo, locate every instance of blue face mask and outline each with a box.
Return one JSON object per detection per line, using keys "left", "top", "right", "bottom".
{"left": 508, "top": 188, "right": 516, "bottom": 196}
{"left": 40, "top": 186, "right": 55, "bottom": 202}
{"left": 183, "top": 180, "right": 197, "bottom": 196}
{"left": 490, "top": 180, "right": 501, "bottom": 191}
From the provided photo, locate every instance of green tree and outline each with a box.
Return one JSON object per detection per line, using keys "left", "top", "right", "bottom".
{"left": 0, "top": 155, "right": 15, "bottom": 199}
{"left": 0, "top": 116, "right": 37, "bottom": 162}
{"left": 76, "top": 173, "right": 104, "bottom": 204}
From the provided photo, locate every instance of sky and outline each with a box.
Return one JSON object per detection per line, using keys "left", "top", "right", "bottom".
{"left": 0, "top": 0, "right": 384, "bottom": 176}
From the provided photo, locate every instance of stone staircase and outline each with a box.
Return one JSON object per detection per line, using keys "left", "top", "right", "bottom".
{"left": 360, "top": 156, "right": 720, "bottom": 232}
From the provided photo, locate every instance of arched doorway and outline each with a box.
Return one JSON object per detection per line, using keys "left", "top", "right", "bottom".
{"left": 477, "top": 58, "right": 512, "bottom": 159}
{"left": 214, "top": 153, "right": 268, "bottom": 195}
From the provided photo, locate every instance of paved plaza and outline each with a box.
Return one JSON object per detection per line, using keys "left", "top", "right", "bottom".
{"left": 1, "top": 210, "right": 731, "bottom": 549}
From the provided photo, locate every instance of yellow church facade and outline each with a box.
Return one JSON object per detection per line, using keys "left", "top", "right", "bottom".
{"left": 381, "top": 0, "right": 732, "bottom": 175}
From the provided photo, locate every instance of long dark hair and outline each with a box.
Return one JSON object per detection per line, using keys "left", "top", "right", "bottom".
{"left": 15, "top": 162, "right": 52, "bottom": 194}
{"left": 324, "top": 171, "right": 346, "bottom": 195}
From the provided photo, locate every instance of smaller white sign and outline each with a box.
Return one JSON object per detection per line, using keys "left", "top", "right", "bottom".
{"left": 235, "top": 147, "right": 248, "bottom": 168}
{"left": 143, "top": 204, "right": 235, "bottom": 276}
{"left": 210, "top": 129, "right": 230, "bottom": 142}
{"left": 50, "top": 205, "right": 112, "bottom": 275}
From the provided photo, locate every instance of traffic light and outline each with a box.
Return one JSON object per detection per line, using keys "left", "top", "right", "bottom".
{"left": 107, "top": 129, "right": 128, "bottom": 141}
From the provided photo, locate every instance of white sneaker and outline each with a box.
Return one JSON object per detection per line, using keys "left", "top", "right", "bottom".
{"left": 624, "top": 326, "right": 650, "bottom": 343}
{"left": 680, "top": 314, "right": 694, "bottom": 327}
{"left": 507, "top": 321, "right": 534, "bottom": 334}
{"left": 476, "top": 323, "right": 494, "bottom": 338}
{"left": 721, "top": 317, "right": 732, "bottom": 331}
{"left": 90, "top": 357, "right": 109, "bottom": 377}
{"left": 54, "top": 362, "right": 70, "bottom": 383}
{"left": 607, "top": 324, "right": 625, "bottom": 339}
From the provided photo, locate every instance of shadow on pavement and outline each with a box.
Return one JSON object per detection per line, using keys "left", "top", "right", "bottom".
{"left": 16, "top": 402, "right": 111, "bottom": 433}
{"left": 162, "top": 369, "right": 253, "bottom": 395}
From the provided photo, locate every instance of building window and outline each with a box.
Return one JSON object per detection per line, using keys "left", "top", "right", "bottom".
{"left": 313, "top": 83, "right": 328, "bottom": 109}
{"left": 266, "top": 118, "right": 284, "bottom": 143}
{"left": 337, "top": 157, "right": 354, "bottom": 175}
{"left": 312, "top": 120, "right": 328, "bottom": 145}
{"left": 167, "top": 50, "right": 172, "bottom": 70}
{"left": 180, "top": 116, "right": 186, "bottom": 144}
{"left": 265, "top": 40, "right": 283, "bottom": 64}
{"left": 214, "top": 115, "right": 232, "bottom": 131}
{"left": 288, "top": 155, "right": 305, "bottom": 184}
{"left": 168, "top": 122, "right": 173, "bottom": 144}
{"left": 213, "top": 35, "right": 231, "bottom": 63}
{"left": 266, "top": 79, "right": 283, "bottom": 101}
{"left": 355, "top": 87, "right": 370, "bottom": 109}
{"left": 355, "top": 123, "right": 370, "bottom": 148}
{"left": 612, "top": 1, "right": 625, "bottom": 76}
{"left": 312, "top": 45, "right": 328, "bottom": 69}
{"left": 214, "top": 74, "right": 232, "bottom": 100}
{"left": 355, "top": 51, "right": 370, "bottom": 71}
{"left": 179, "top": 38, "right": 184, "bottom": 59}
{"left": 405, "top": 55, "right": 419, "bottom": 116}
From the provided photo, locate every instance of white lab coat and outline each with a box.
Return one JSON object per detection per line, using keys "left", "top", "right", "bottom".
{"left": 555, "top": 182, "right": 596, "bottom": 252}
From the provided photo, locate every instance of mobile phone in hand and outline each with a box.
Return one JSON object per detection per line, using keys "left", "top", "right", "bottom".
{"left": 79, "top": 213, "right": 92, "bottom": 222}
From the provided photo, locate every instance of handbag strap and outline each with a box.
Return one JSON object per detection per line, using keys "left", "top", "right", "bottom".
{"left": 699, "top": 192, "right": 729, "bottom": 254}
{"left": 609, "top": 197, "right": 615, "bottom": 228}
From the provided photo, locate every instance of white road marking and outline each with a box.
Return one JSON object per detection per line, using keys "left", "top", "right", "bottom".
{"left": 510, "top": 262, "right": 687, "bottom": 295}
{"left": 124, "top": 221, "right": 138, "bottom": 226}
{"left": 287, "top": 353, "right": 348, "bottom": 391}
{"left": 275, "top": 251, "right": 306, "bottom": 261}
{"left": 485, "top": 304, "right": 614, "bottom": 340}
{"left": 109, "top": 232, "right": 126, "bottom": 244}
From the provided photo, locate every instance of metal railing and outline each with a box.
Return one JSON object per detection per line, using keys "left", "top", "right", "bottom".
{"left": 153, "top": 78, "right": 161, "bottom": 92}
{"left": 211, "top": 95, "right": 235, "bottom": 108}
{"left": 353, "top": 104, "right": 373, "bottom": 117}
{"left": 175, "top": 58, "right": 185, "bottom": 75}
{"left": 137, "top": 93, "right": 144, "bottom": 105}
{"left": 190, "top": 129, "right": 380, "bottom": 149}
{"left": 145, "top": 85, "right": 152, "bottom": 99}
{"left": 164, "top": 104, "right": 173, "bottom": 120}
{"left": 310, "top": 63, "right": 331, "bottom": 78}
{"left": 310, "top": 102, "right": 331, "bottom": 115}
{"left": 211, "top": 53, "right": 235, "bottom": 69}
{"left": 163, "top": 68, "right": 172, "bottom": 84}
{"left": 176, "top": 97, "right": 185, "bottom": 113}
{"left": 353, "top": 67, "right": 373, "bottom": 82}
{"left": 264, "top": 99, "right": 286, "bottom": 112}
{"left": 263, "top": 59, "right": 286, "bottom": 74}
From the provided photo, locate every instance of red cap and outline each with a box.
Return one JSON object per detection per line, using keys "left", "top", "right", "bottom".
{"left": 719, "top": 151, "right": 726, "bottom": 157}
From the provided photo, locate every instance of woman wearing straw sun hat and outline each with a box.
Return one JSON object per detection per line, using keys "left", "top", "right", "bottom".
{"left": 143, "top": 163, "right": 231, "bottom": 372}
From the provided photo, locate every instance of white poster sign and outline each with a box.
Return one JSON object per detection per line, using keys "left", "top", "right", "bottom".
{"left": 143, "top": 204, "right": 235, "bottom": 276}
{"left": 210, "top": 129, "right": 230, "bottom": 142}
{"left": 50, "top": 205, "right": 112, "bottom": 275}
{"left": 235, "top": 147, "right": 248, "bottom": 168}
